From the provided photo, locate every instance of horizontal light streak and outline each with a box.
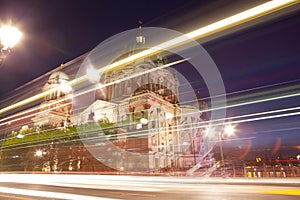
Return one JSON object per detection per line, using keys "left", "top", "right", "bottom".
{"left": 1, "top": 78, "right": 299, "bottom": 131}
{"left": 0, "top": 98, "right": 72, "bottom": 125}
{"left": 74, "top": 59, "right": 187, "bottom": 103}
{"left": 0, "top": 0, "right": 296, "bottom": 116}
{"left": 0, "top": 102, "right": 71, "bottom": 128}
{"left": 224, "top": 106, "right": 300, "bottom": 121}
{"left": 0, "top": 186, "right": 121, "bottom": 200}
{"left": 100, "top": 0, "right": 297, "bottom": 73}
{"left": 164, "top": 110, "right": 300, "bottom": 136}
{"left": 172, "top": 89, "right": 300, "bottom": 121}
{"left": 2, "top": 104, "right": 300, "bottom": 151}
{"left": 0, "top": 84, "right": 69, "bottom": 116}
{"left": 4, "top": 98, "right": 297, "bottom": 147}
{"left": 228, "top": 111, "right": 300, "bottom": 126}
{"left": 186, "top": 0, "right": 297, "bottom": 40}
{"left": 2, "top": 61, "right": 299, "bottom": 129}
{"left": 0, "top": 173, "right": 297, "bottom": 185}
{"left": 202, "top": 91, "right": 300, "bottom": 114}
{"left": 177, "top": 78, "right": 300, "bottom": 104}
{"left": 0, "top": 59, "right": 185, "bottom": 128}
{"left": 1, "top": 174, "right": 299, "bottom": 197}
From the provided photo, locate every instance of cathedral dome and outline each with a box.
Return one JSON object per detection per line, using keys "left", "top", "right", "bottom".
{"left": 49, "top": 71, "right": 70, "bottom": 81}
{"left": 42, "top": 71, "right": 72, "bottom": 100}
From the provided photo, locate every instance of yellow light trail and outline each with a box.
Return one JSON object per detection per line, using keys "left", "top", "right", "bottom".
{"left": 1, "top": 65, "right": 299, "bottom": 130}
{"left": 0, "top": 102, "right": 72, "bottom": 127}
{"left": 0, "top": 59, "right": 185, "bottom": 127}
{"left": 259, "top": 188, "right": 300, "bottom": 196}
{"left": 0, "top": 0, "right": 297, "bottom": 116}
{"left": 1, "top": 56, "right": 299, "bottom": 128}
{"left": 0, "top": 95, "right": 72, "bottom": 124}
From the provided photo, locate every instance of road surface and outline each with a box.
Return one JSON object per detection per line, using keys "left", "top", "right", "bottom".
{"left": 0, "top": 174, "right": 299, "bottom": 200}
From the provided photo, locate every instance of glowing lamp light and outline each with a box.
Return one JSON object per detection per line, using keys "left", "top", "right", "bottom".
{"left": 205, "top": 126, "right": 216, "bottom": 138}
{"left": 16, "top": 134, "right": 24, "bottom": 139}
{"left": 0, "top": 25, "right": 22, "bottom": 50}
{"left": 87, "top": 67, "right": 100, "bottom": 83}
{"left": 35, "top": 150, "right": 43, "bottom": 157}
{"left": 140, "top": 118, "right": 148, "bottom": 125}
{"left": 165, "top": 112, "right": 174, "bottom": 120}
{"left": 59, "top": 82, "right": 72, "bottom": 93}
{"left": 224, "top": 124, "right": 235, "bottom": 136}
{"left": 136, "top": 123, "right": 142, "bottom": 129}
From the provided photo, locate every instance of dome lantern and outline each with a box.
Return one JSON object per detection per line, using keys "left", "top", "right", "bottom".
{"left": 136, "top": 20, "right": 145, "bottom": 44}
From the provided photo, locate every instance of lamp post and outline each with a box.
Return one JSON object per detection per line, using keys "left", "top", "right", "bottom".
{"left": 219, "top": 123, "right": 235, "bottom": 177}
{"left": 0, "top": 25, "right": 22, "bottom": 65}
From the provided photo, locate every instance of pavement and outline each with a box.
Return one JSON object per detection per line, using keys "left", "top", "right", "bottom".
{"left": 0, "top": 174, "right": 299, "bottom": 200}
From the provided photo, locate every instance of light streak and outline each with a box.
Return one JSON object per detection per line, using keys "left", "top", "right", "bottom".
{"left": 1, "top": 174, "right": 300, "bottom": 197}
{"left": 221, "top": 106, "right": 300, "bottom": 122}
{"left": 0, "top": 59, "right": 185, "bottom": 127}
{"left": 173, "top": 78, "right": 300, "bottom": 104}
{"left": 169, "top": 110, "right": 300, "bottom": 136}
{"left": 0, "top": 0, "right": 297, "bottom": 116}
{"left": 0, "top": 99, "right": 72, "bottom": 126}
{"left": 177, "top": 80, "right": 300, "bottom": 108}
{"left": 201, "top": 91, "right": 300, "bottom": 114}
{"left": 74, "top": 59, "right": 187, "bottom": 103}
{"left": 2, "top": 104, "right": 300, "bottom": 151}
{"left": 166, "top": 87, "right": 300, "bottom": 121}
{"left": 0, "top": 102, "right": 72, "bottom": 127}
{"left": 88, "top": 0, "right": 297, "bottom": 74}
{"left": 1, "top": 74, "right": 299, "bottom": 137}
{"left": 153, "top": 108, "right": 299, "bottom": 135}
{"left": 0, "top": 85, "right": 70, "bottom": 116}
{"left": 2, "top": 88, "right": 298, "bottom": 136}
{"left": 0, "top": 187, "right": 121, "bottom": 200}
{"left": 2, "top": 56, "right": 299, "bottom": 128}
{"left": 228, "top": 110, "right": 300, "bottom": 125}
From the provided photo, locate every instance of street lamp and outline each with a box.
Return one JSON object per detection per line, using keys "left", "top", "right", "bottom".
{"left": 219, "top": 123, "right": 236, "bottom": 176}
{"left": 0, "top": 25, "right": 22, "bottom": 65}
{"left": 16, "top": 134, "right": 24, "bottom": 139}
{"left": 35, "top": 150, "right": 43, "bottom": 157}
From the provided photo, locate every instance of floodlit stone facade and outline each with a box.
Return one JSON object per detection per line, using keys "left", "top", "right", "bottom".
{"left": 29, "top": 31, "right": 212, "bottom": 172}
{"left": 69, "top": 55, "right": 211, "bottom": 171}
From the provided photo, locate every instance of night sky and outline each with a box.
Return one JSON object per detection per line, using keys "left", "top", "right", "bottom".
{"left": 0, "top": 0, "right": 300, "bottom": 159}
{"left": 0, "top": 0, "right": 196, "bottom": 95}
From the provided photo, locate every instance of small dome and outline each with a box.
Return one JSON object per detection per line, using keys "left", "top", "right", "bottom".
{"left": 49, "top": 71, "right": 69, "bottom": 81}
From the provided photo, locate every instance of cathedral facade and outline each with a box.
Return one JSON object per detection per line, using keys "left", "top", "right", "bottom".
{"left": 25, "top": 28, "right": 213, "bottom": 172}
{"left": 70, "top": 54, "right": 211, "bottom": 171}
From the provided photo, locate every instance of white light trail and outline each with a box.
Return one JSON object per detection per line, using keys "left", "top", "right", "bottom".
{"left": 200, "top": 91, "right": 300, "bottom": 114}
{"left": 0, "top": 59, "right": 185, "bottom": 128}
{"left": 0, "top": 174, "right": 299, "bottom": 190}
{"left": 175, "top": 78, "right": 300, "bottom": 105}
{"left": 2, "top": 56, "right": 299, "bottom": 129}
{"left": 0, "top": 84, "right": 70, "bottom": 116}
{"left": 74, "top": 59, "right": 187, "bottom": 103}
{"left": 0, "top": 102, "right": 72, "bottom": 127}
{"left": 0, "top": 187, "right": 120, "bottom": 200}
{"left": 3, "top": 105, "right": 300, "bottom": 151}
